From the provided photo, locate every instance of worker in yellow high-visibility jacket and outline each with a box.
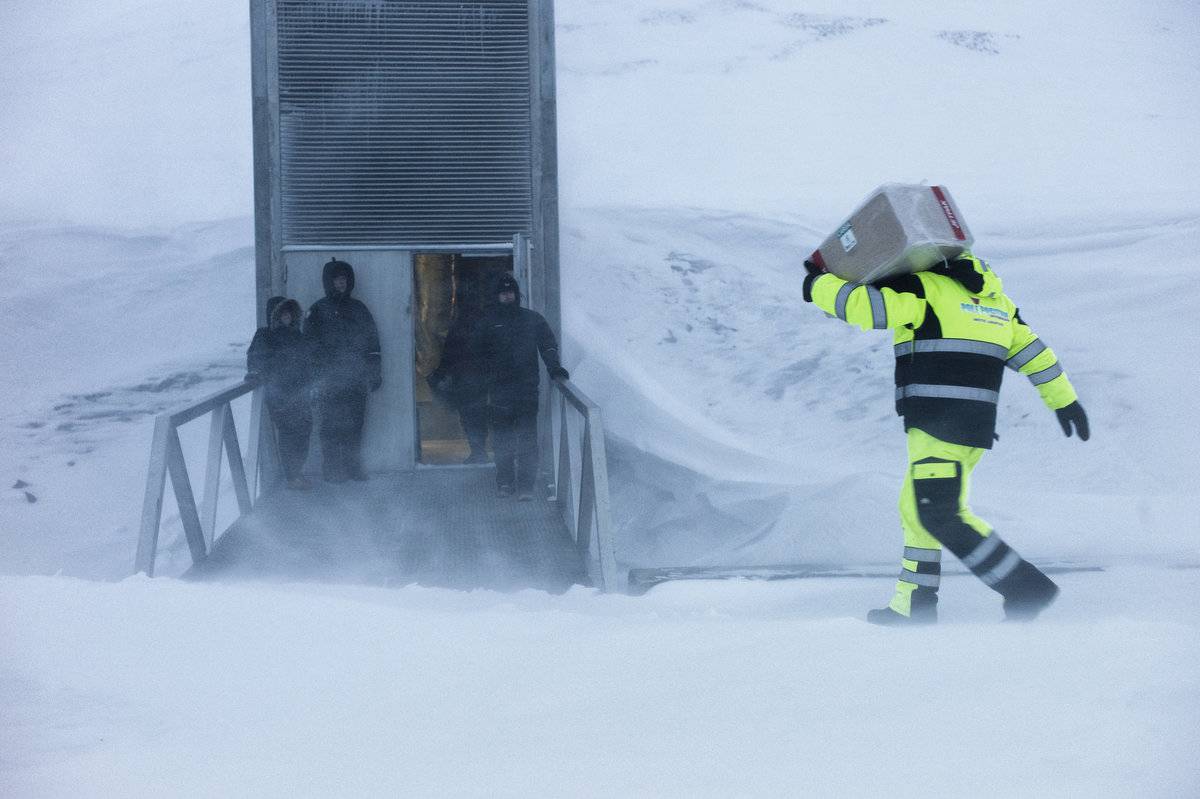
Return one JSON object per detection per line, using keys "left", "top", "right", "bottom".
{"left": 802, "top": 253, "right": 1089, "bottom": 624}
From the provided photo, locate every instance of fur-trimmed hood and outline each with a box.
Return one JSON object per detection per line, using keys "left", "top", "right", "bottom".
{"left": 270, "top": 298, "right": 303, "bottom": 329}
{"left": 264, "top": 295, "right": 286, "bottom": 324}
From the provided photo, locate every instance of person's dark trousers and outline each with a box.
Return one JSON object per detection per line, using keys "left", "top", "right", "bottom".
{"left": 491, "top": 405, "right": 538, "bottom": 492}
{"left": 269, "top": 401, "right": 312, "bottom": 482}
{"left": 459, "top": 401, "right": 490, "bottom": 458}
{"left": 319, "top": 385, "right": 367, "bottom": 480}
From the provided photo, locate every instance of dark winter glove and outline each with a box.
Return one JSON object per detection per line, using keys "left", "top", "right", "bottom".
{"left": 549, "top": 366, "right": 570, "bottom": 381}
{"left": 245, "top": 371, "right": 262, "bottom": 385}
{"left": 1055, "top": 401, "right": 1090, "bottom": 441}
{"left": 370, "top": 376, "right": 382, "bottom": 392}
{"left": 802, "top": 259, "right": 825, "bottom": 303}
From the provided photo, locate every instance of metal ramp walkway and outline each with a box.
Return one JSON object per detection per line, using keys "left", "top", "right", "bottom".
{"left": 187, "top": 468, "right": 585, "bottom": 592}
{"left": 137, "top": 380, "right": 619, "bottom": 592}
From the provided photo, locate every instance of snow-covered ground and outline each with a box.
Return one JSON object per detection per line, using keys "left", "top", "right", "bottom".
{"left": 4, "top": 569, "right": 1200, "bottom": 797}
{"left": 1, "top": 0, "right": 1198, "bottom": 795}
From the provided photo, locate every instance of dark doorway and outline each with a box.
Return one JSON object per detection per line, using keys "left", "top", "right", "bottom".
{"left": 413, "top": 252, "right": 513, "bottom": 465}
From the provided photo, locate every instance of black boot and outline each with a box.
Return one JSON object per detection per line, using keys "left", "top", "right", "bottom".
{"left": 867, "top": 589, "right": 938, "bottom": 626}
{"left": 995, "top": 560, "right": 1059, "bottom": 621}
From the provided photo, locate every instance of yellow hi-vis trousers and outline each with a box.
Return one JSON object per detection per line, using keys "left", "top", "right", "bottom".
{"left": 890, "top": 427, "right": 995, "bottom": 616}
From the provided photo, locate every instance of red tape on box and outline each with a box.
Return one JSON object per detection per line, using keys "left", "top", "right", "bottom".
{"left": 931, "top": 185, "right": 966, "bottom": 241}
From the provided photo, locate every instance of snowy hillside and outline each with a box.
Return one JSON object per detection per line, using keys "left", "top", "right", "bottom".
{"left": 3, "top": 0, "right": 1197, "bottom": 576}
{"left": 1, "top": 1, "right": 1198, "bottom": 795}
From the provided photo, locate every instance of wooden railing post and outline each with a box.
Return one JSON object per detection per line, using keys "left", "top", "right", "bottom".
{"left": 247, "top": 388, "right": 278, "bottom": 498}
{"left": 576, "top": 417, "right": 596, "bottom": 560}
{"left": 166, "top": 428, "right": 208, "bottom": 565}
{"left": 135, "top": 415, "right": 173, "bottom": 576}
{"left": 585, "top": 406, "right": 619, "bottom": 592}
{"left": 200, "top": 403, "right": 229, "bottom": 548}
{"left": 548, "top": 379, "right": 621, "bottom": 592}
{"left": 556, "top": 392, "right": 575, "bottom": 535}
{"left": 246, "top": 389, "right": 262, "bottom": 498}
{"left": 223, "top": 403, "right": 253, "bottom": 515}
{"left": 136, "top": 380, "right": 264, "bottom": 576}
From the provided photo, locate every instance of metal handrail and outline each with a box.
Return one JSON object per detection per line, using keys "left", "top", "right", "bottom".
{"left": 134, "top": 380, "right": 274, "bottom": 576}
{"left": 136, "top": 373, "right": 619, "bottom": 588}
{"left": 550, "top": 377, "right": 620, "bottom": 592}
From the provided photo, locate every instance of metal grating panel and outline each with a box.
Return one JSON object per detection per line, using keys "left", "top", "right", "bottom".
{"left": 277, "top": 0, "right": 534, "bottom": 245}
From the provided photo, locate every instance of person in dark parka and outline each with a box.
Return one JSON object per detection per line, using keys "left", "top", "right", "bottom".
{"left": 429, "top": 284, "right": 490, "bottom": 463}
{"left": 473, "top": 273, "right": 568, "bottom": 499}
{"left": 303, "top": 258, "right": 381, "bottom": 482}
{"left": 247, "top": 296, "right": 314, "bottom": 490}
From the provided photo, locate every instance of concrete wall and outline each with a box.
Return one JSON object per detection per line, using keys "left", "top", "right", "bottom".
{"left": 284, "top": 250, "right": 416, "bottom": 472}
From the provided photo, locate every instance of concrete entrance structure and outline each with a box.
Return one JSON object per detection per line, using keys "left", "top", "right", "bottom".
{"left": 250, "top": 0, "right": 560, "bottom": 471}
{"left": 138, "top": 0, "right": 619, "bottom": 592}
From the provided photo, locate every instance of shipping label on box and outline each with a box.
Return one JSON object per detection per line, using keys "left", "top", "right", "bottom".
{"left": 811, "top": 184, "right": 974, "bottom": 284}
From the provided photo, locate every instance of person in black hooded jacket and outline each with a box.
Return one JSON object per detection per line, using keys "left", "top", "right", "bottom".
{"left": 303, "top": 258, "right": 381, "bottom": 482}
{"left": 247, "top": 296, "right": 314, "bottom": 489}
{"left": 472, "top": 273, "right": 568, "bottom": 499}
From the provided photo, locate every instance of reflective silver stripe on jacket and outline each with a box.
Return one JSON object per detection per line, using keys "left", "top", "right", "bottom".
{"left": 834, "top": 282, "right": 888, "bottom": 329}
{"left": 898, "top": 569, "right": 940, "bottom": 588}
{"left": 1006, "top": 339, "right": 1046, "bottom": 370}
{"left": 979, "top": 550, "right": 1022, "bottom": 586}
{"left": 1028, "top": 362, "right": 1064, "bottom": 386}
{"left": 894, "top": 340, "right": 1009, "bottom": 360}
{"left": 866, "top": 286, "right": 887, "bottom": 329}
{"left": 835, "top": 283, "right": 857, "bottom": 321}
{"left": 904, "top": 546, "right": 942, "bottom": 563}
{"left": 896, "top": 384, "right": 1000, "bottom": 404}
{"left": 960, "top": 534, "right": 1002, "bottom": 569}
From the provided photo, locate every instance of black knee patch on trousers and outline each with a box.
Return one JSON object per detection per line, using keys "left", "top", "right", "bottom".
{"left": 912, "top": 458, "right": 984, "bottom": 559}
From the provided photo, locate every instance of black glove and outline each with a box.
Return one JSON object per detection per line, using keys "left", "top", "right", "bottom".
{"left": 1055, "top": 401, "right": 1090, "bottom": 441}
{"left": 549, "top": 366, "right": 570, "bottom": 381}
{"left": 245, "top": 371, "right": 262, "bottom": 385}
{"left": 370, "top": 375, "right": 382, "bottom": 392}
{"left": 802, "top": 259, "right": 825, "bottom": 303}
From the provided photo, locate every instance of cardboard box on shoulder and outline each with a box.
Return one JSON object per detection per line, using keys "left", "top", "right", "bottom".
{"left": 810, "top": 184, "right": 974, "bottom": 283}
